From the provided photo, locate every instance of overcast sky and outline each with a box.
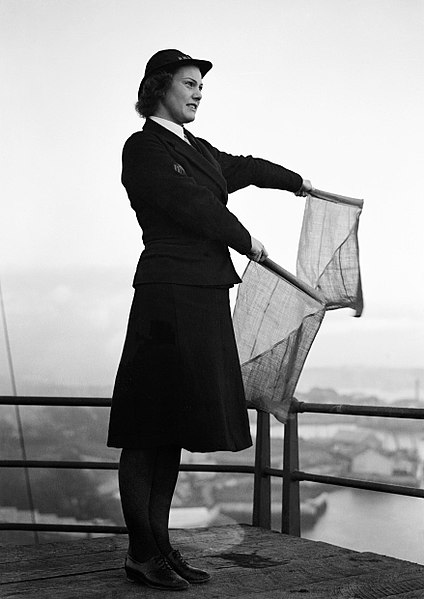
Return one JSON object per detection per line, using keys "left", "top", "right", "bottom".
{"left": 1, "top": 0, "right": 424, "bottom": 393}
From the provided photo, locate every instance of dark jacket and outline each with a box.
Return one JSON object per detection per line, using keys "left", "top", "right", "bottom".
{"left": 121, "top": 118, "right": 303, "bottom": 286}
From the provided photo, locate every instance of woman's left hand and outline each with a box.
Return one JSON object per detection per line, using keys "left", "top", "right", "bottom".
{"left": 248, "top": 237, "right": 269, "bottom": 263}
{"left": 295, "top": 179, "right": 313, "bottom": 197}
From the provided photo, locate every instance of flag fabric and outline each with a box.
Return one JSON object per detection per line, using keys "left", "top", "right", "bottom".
{"left": 233, "top": 259, "right": 325, "bottom": 423}
{"left": 296, "top": 189, "right": 364, "bottom": 316}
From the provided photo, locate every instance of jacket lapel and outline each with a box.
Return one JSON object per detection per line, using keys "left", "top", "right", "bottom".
{"left": 143, "top": 119, "right": 228, "bottom": 197}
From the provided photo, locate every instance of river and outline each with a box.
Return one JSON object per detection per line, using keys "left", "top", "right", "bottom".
{"left": 303, "top": 487, "right": 424, "bottom": 565}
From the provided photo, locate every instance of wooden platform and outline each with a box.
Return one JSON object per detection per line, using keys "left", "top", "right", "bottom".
{"left": 1, "top": 525, "right": 424, "bottom": 598}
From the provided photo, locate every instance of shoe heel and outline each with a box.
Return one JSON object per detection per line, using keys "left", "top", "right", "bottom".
{"left": 125, "top": 567, "right": 137, "bottom": 583}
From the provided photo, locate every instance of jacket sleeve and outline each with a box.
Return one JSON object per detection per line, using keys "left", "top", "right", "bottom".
{"left": 197, "top": 138, "right": 303, "bottom": 195}
{"left": 122, "top": 133, "right": 252, "bottom": 255}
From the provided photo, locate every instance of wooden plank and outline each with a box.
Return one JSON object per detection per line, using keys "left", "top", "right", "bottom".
{"left": 1, "top": 570, "right": 144, "bottom": 599}
{"left": 2, "top": 561, "right": 424, "bottom": 599}
{"left": 1, "top": 525, "right": 423, "bottom": 598}
{"left": 386, "top": 593, "right": 424, "bottom": 599}
{"left": 0, "top": 538, "right": 126, "bottom": 584}
{"left": 290, "top": 568, "right": 424, "bottom": 599}
{"left": 175, "top": 524, "right": 355, "bottom": 560}
{"left": 206, "top": 560, "right": 424, "bottom": 597}
{"left": 0, "top": 535, "right": 127, "bottom": 564}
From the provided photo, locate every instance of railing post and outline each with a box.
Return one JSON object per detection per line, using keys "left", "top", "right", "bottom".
{"left": 282, "top": 410, "right": 300, "bottom": 536}
{"left": 252, "top": 410, "right": 271, "bottom": 529}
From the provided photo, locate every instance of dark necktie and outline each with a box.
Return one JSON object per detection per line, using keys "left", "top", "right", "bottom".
{"left": 183, "top": 128, "right": 199, "bottom": 151}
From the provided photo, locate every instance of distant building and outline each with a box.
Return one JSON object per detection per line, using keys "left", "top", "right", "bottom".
{"left": 299, "top": 439, "right": 350, "bottom": 475}
{"left": 351, "top": 448, "right": 393, "bottom": 477}
{"left": 332, "top": 429, "right": 381, "bottom": 457}
{"left": 350, "top": 447, "right": 419, "bottom": 485}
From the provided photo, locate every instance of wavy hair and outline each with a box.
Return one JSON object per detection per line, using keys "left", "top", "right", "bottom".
{"left": 135, "top": 71, "right": 174, "bottom": 118}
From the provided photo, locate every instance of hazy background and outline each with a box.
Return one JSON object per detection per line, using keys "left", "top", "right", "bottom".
{"left": 1, "top": 0, "right": 423, "bottom": 397}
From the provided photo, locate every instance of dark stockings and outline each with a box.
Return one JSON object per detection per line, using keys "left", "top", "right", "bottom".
{"left": 119, "top": 446, "right": 181, "bottom": 562}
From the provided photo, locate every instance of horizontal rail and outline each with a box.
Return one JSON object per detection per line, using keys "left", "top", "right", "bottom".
{"left": 293, "top": 471, "right": 424, "bottom": 498}
{"left": 0, "top": 396, "right": 111, "bottom": 407}
{"left": 0, "top": 460, "right": 119, "bottom": 470}
{"left": 295, "top": 401, "right": 424, "bottom": 419}
{"left": 2, "top": 396, "right": 423, "bottom": 420}
{"left": 0, "top": 523, "right": 127, "bottom": 534}
{"left": 0, "top": 460, "right": 254, "bottom": 474}
{"left": 265, "top": 467, "right": 287, "bottom": 479}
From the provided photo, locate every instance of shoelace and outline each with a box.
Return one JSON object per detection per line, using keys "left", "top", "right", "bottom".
{"left": 152, "top": 555, "right": 174, "bottom": 571}
{"left": 171, "top": 550, "right": 188, "bottom": 565}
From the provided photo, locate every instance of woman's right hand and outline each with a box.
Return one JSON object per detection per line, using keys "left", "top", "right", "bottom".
{"left": 248, "top": 237, "right": 268, "bottom": 262}
{"left": 295, "top": 179, "right": 313, "bottom": 197}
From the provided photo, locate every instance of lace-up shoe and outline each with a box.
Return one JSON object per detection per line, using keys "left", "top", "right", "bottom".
{"left": 166, "top": 549, "right": 211, "bottom": 584}
{"left": 125, "top": 554, "right": 189, "bottom": 591}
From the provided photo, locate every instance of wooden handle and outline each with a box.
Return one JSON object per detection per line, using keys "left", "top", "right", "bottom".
{"left": 260, "top": 258, "right": 325, "bottom": 304}
{"left": 310, "top": 188, "right": 364, "bottom": 208}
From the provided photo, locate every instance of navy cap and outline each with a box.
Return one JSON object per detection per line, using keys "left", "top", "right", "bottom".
{"left": 138, "top": 49, "right": 212, "bottom": 96}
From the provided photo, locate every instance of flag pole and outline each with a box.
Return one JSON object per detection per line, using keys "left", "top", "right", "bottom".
{"left": 310, "top": 187, "right": 364, "bottom": 208}
{"left": 260, "top": 258, "right": 325, "bottom": 304}
{"left": 0, "top": 279, "right": 39, "bottom": 543}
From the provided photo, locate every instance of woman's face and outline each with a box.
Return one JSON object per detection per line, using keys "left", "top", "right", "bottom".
{"left": 155, "top": 65, "right": 203, "bottom": 125}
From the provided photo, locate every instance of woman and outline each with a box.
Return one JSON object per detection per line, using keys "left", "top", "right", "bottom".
{"left": 107, "top": 49, "right": 311, "bottom": 591}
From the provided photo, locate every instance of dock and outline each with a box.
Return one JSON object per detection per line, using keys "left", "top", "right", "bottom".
{"left": 1, "top": 524, "right": 424, "bottom": 598}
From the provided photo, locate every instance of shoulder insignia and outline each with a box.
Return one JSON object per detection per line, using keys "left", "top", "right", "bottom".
{"left": 173, "top": 162, "right": 186, "bottom": 176}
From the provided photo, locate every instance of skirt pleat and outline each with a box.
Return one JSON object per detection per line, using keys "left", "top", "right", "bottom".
{"left": 107, "top": 283, "right": 252, "bottom": 452}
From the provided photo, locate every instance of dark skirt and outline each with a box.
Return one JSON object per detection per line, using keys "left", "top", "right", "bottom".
{"left": 107, "top": 283, "right": 252, "bottom": 452}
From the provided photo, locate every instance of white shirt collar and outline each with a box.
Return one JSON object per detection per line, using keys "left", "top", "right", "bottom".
{"left": 149, "top": 116, "right": 188, "bottom": 142}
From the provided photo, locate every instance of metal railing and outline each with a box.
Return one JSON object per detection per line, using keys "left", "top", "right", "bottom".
{"left": 0, "top": 396, "right": 423, "bottom": 537}
{"left": 280, "top": 400, "right": 424, "bottom": 535}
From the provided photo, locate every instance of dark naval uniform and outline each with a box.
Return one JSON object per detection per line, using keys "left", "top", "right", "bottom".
{"left": 107, "top": 118, "right": 302, "bottom": 452}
